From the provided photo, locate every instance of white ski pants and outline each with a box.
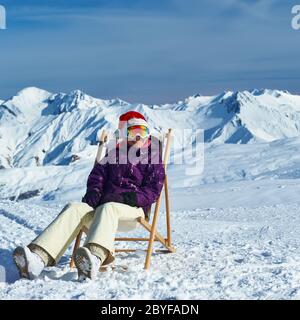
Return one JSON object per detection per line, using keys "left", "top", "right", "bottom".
{"left": 29, "top": 201, "right": 144, "bottom": 265}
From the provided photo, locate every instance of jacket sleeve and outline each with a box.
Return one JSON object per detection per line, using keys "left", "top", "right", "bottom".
{"left": 85, "top": 160, "right": 108, "bottom": 195}
{"left": 135, "top": 152, "right": 166, "bottom": 208}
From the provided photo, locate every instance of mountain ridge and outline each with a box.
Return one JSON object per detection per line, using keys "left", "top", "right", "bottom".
{"left": 1, "top": 87, "right": 300, "bottom": 169}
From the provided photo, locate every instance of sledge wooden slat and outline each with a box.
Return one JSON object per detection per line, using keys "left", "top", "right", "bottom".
{"left": 165, "top": 175, "right": 171, "bottom": 247}
{"left": 144, "top": 129, "right": 173, "bottom": 270}
{"left": 69, "top": 128, "right": 175, "bottom": 270}
{"left": 71, "top": 233, "right": 161, "bottom": 242}
{"left": 163, "top": 130, "right": 172, "bottom": 247}
{"left": 95, "top": 129, "right": 108, "bottom": 165}
{"left": 115, "top": 249, "right": 143, "bottom": 253}
{"left": 137, "top": 217, "right": 172, "bottom": 249}
{"left": 115, "top": 237, "right": 160, "bottom": 241}
{"left": 115, "top": 248, "right": 176, "bottom": 253}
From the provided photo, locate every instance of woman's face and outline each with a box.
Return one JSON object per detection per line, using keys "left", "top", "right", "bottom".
{"left": 127, "top": 136, "right": 147, "bottom": 148}
{"left": 126, "top": 125, "right": 149, "bottom": 148}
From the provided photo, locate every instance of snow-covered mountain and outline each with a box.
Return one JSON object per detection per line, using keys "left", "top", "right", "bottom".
{"left": 1, "top": 87, "right": 300, "bottom": 169}
{"left": 0, "top": 87, "right": 130, "bottom": 168}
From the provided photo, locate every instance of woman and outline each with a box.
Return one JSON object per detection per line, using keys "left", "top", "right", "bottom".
{"left": 13, "top": 111, "right": 166, "bottom": 281}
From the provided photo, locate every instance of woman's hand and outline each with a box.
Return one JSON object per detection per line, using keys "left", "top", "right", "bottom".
{"left": 82, "top": 190, "right": 101, "bottom": 209}
{"left": 122, "top": 192, "right": 137, "bottom": 207}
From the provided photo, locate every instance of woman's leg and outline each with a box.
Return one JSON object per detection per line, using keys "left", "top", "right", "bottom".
{"left": 83, "top": 201, "right": 144, "bottom": 266}
{"left": 28, "top": 202, "right": 94, "bottom": 265}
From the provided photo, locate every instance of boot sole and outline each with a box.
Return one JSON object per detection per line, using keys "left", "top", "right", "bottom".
{"left": 74, "top": 247, "right": 94, "bottom": 280}
{"left": 13, "top": 247, "right": 30, "bottom": 279}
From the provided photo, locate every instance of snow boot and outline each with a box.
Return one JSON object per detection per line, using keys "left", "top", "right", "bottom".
{"left": 74, "top": 247, "right": 101, "bottom": 281}
{"left": 13, "top": 246, "right": 45, "bottom": 280}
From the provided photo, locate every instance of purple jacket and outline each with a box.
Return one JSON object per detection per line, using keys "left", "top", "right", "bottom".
{"left": 83, "top": 136, "right": 166, "bottom": 216}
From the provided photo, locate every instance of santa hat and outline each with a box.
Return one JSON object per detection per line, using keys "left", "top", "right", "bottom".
{"left": 118, "top": 111, "right": 149, "bottom": 138}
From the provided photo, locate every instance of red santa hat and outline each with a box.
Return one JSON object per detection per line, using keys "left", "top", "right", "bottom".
{"left": 118, "top": 111, "right": 149, "bottom": 138}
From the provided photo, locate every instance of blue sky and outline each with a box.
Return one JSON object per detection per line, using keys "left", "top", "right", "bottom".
{"left": 0, "top": 0, "right": 299, "bottom": 103}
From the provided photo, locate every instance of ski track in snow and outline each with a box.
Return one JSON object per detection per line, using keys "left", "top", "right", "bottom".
{"left": 1, "top": 198, "right": 300, "bottom": 299}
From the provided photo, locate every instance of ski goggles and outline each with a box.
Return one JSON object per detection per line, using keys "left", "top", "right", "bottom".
{"left": 127, "top": 125, "right": 150, "bottom": 140}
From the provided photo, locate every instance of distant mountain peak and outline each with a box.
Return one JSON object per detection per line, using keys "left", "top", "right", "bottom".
{"left": 0, "top": 87, "right": 52, "bottom": 123}
{"left": 16, "top": 86, "right": 52, "bottom": 97}
{"left": 250, "top": 88, "right": 292, "bottom": 97}
{"left": 70, "top": 89, "right": 85, "bottom": 95}
{"left": 193, "top": 93, "right": 202, "bottom": 98}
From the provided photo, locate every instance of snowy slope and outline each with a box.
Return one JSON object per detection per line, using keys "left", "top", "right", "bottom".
{"left": 2, "top": 135, "right": 300, "bottom": 204}
{"left": 2, "top": 180, "right": 300, "bottom": 299}
{"left": 2, "top": 136, "right": 300, "bottom": 299}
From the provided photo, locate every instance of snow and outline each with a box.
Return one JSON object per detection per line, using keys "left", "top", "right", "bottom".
{"left": 2, "top": 182, "right": 300, "bottom": 299}
{"left": 2, "top": 87, "right": 300, "bottom": 299}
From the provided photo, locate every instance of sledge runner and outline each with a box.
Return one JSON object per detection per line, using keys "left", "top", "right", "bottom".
{"left": 13, "top": 111, "right": 166, "bottom": 280}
